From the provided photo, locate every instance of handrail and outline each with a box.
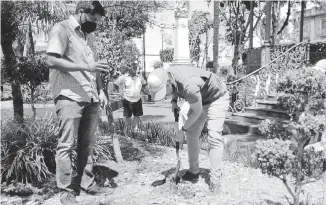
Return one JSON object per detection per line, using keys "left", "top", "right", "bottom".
{"left": 226, "top": 42, "right": 305, "bottom": 85}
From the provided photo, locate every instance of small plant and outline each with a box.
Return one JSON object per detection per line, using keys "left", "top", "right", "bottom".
{"left": 115, "top": 120, "right": 176, "bottom": 147}
{"left": 17, "top": 54, "right": 49, "bottom": 118}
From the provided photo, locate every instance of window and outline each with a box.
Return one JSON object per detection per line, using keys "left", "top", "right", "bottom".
{"left": 322, "top": 18, "right": 326, "bottom": 35}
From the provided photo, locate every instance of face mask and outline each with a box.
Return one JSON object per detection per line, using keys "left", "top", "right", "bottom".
{"left": 80, "top": 14, "right": 97, "bottom": 33}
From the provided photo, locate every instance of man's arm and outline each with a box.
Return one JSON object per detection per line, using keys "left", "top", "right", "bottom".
{"left": 181, "top": 79, "right": 203, "bottom": 130}
{"left": 47, "top": 54, "right": 89, "bottom": 72}
{"left": 182, "top": 92, "right": 202, "bottom": 130}
{"left": 46, "top": 24, "right": 108, "bottom": 73}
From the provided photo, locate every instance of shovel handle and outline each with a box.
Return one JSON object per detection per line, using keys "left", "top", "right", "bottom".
{"left": 174, "top": 108, "right": 180, "bottom": 152}
{"left": 174, "top": 108, "right": 179, "bottom": 122}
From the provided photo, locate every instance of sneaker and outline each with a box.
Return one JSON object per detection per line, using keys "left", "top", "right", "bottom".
{"left": 60, "top": 192, "right": 79, "bottom": 205}
{"left": 207, "top": 181, "right": 221, "bottom": 196}
{"left": 181, "top": 171, "right": 200, "bottom": 183}
{"left": 84, "top": 184, "right": 115, "bottom": 195}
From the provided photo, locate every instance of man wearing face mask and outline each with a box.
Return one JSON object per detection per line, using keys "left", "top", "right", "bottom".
{"left": 46, "top": 1, "right": 112, "bottom": 205}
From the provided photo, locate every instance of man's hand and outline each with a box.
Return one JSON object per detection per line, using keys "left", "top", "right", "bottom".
{"left": 99, "top": 89, "right": 109, "bottom": 109}
{"left": 88, "top": 60, "right": 110, "bottom": 73}
{"left": 171, "top": 102, "right": 180, "bottom": 113}
{"left": 174, "top": 129, "right": 184, "bottom": 147}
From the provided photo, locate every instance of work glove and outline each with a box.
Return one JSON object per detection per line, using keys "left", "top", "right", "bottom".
{"left": 174, "top": 129, "right": 185, "bottom": 148}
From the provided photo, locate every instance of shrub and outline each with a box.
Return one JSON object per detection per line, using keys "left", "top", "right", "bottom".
{"left": 1, "top": 115, "right": 58, "bottom": 184}
{"left": 276, "top": 67, "right": 326, "bottom": 118}
{"left": 259, "top": 119, "right": 292, "bottom": 141}
{"left": 1, "top": 115, "right": 112, "bottom": 185}
{"left": 160, "top": 48, "right": 174, "bottom": 63}
{"left": 255, "top": 139, "right": 295, "bottom": 176}
{"left": 255, "top": 66, "right": 326, "bottom": 205}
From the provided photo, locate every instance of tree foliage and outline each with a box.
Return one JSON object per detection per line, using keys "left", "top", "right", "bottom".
{"left": 1, "top": 1, "right": 74, "bottom": 122}
{"left": 99, "top": 1, "right": 169, "bottom": 37}
{"left": 95, "top": 31, "right": 140, "bottom": 79}
{"left": 219, "top": 0, "right": 264, "bottom": 72}
{"left": 256, "top": 66, "right": 326, "bottom": 205}
{"left": 188, "top": 10, "right": 213, "bottom": 65}
{"left": 95, "top": 1, "right": 168, "bottom": 84}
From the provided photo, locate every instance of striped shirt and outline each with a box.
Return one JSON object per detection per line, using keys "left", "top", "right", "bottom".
{"left": 46, "top": 16, "right": 99, "bottom": 102}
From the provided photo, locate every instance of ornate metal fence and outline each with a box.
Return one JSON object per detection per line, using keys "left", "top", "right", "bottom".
{"left": 227, "top": 42, "right": 309, "bottom": 112}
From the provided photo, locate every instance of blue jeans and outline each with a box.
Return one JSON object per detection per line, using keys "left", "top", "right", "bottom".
{"left": 55, "top": 96, "right": 99, "bottom": 193}
{"left": 179, "top": 93, "right": 229, "bottom": 182}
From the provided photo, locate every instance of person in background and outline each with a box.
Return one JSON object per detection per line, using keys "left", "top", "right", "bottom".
{"left": 147, "top": 66, "right": 229, "bottom": 195}
{"left": 114, "top": 62, "right": 146, "bottom": 133}
{"left": 46, "top": 1, "right": 113, "bottom": 204}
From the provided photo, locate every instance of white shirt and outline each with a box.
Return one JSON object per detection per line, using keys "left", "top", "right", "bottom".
{"left": 114, "top": 74, "right": 146, "bottom": 102}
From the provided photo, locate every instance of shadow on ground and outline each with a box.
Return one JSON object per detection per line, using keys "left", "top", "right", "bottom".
{"left": 93, "top": 165, "right": 119, "bottom": 188}
{"left": 151, "top": 167, "right": 211, "bottom": 187}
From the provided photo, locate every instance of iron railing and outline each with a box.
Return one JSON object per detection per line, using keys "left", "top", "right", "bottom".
{"left": 226, "top": 41, "right": 309, "bottom": 112}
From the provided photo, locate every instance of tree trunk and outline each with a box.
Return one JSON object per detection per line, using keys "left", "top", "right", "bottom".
{"left": 213, "top": 1, "right": 220, "bottom": 73}
{"left": 30, "top": 87, "right": 36, "bottom": 118}
{"left": 232, "top": 44, "right": 240, "bottom": 75}
{"left": 249, "top": 0, "right": 254, "bottom": 49}
{"left": 106, "top": 104, "right": 124, "bottom": 163}
{"left": 11, "top": 81, "right": 24, "bottom": 124}
{"left": 1, "top": 38, "right": 24, "bottom": 123}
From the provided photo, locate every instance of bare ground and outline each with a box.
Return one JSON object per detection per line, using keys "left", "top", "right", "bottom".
{"left": 1, "top": 136, "right": 325, "bottom": 205}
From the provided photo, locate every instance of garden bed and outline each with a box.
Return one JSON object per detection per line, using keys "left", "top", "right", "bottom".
{"left": 1, "top": 136, "right": 324, "bottom": 205}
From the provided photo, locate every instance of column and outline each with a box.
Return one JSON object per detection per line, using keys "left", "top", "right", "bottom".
{"left": 172, "top": 0, "right": 192, "bottom": 66}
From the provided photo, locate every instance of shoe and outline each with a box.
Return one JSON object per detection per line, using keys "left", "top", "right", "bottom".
{"left": 60, "top": 192, "right": 79, "bottom": 205}
{"left": 84, "top": 184, "right": 115, "bottom": 195}
{"left": 207, "top": 181, "right": 221, "bottom": 196}
{"left": 181, "top": 171, "right": 199, "bottom": 183}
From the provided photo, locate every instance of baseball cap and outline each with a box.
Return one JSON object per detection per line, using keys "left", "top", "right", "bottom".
{"left": 147, "top": 68, "right": 169, "bottom": 101}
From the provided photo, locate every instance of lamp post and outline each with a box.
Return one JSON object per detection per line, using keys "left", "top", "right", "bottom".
{"left": 160, "top": 24, "right": 164, "bottom": 52}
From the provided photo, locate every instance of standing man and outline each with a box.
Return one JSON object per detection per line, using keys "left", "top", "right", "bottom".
{"left": 114, "top": 62, "right": 146, "bottom": 133}
{"left": 147, "top": 66, "right": 229, "bottom": 195}
{"left": 46, "top": 1, "right": 112, "bottom": 204}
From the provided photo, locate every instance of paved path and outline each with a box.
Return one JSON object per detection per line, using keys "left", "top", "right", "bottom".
{"left": 108, "top": 100, "right": 178, "bottom": 123}
{"left": 0, "top": 100, "right": 179, "bottom": 124}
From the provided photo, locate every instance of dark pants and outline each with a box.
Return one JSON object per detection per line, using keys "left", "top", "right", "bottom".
{"left": 55, "top": 96, "right": 99, "bottom": 193}
{"left": 122, "top": 98, "right": 143, "bottom": 117}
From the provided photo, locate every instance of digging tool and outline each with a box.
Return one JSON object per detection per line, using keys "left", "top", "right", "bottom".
{"left": 151, "top": 108, "right": 181, "bottom": 187}
{"left": 170, "top": 108, "right": 181, "bottom": 184}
